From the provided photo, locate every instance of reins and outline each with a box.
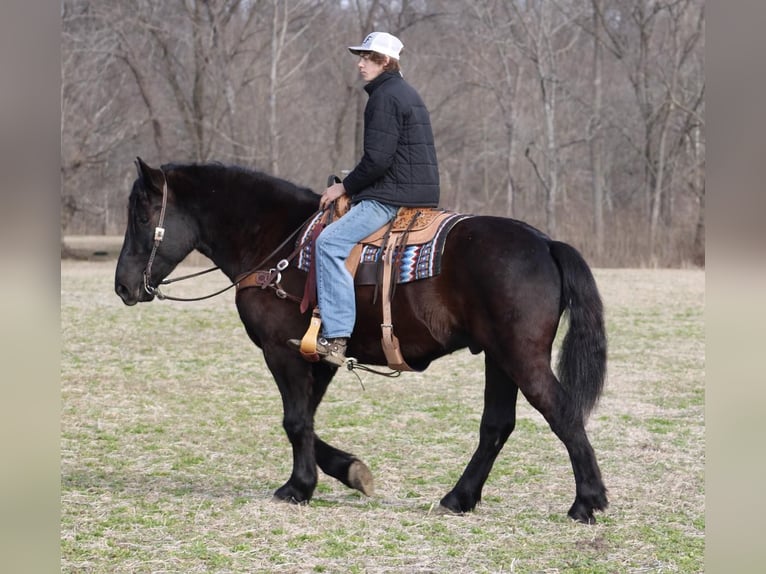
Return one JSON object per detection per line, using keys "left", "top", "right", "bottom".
{"left": 142, "top": 172, "right": 321, "bottom": 303}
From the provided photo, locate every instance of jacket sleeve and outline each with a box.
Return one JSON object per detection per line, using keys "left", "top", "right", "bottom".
{"left": 342, "top": 93, "right": 401, "bottom": 195}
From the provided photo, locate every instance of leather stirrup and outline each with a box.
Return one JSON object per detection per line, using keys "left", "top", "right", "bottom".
{"left": 299, "top": 307, "right": 322, "bottom": 362}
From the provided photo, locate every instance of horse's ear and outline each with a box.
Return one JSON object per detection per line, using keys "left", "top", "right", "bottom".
{"left": 134, "top": 156, "right": 165, "bottom": 194}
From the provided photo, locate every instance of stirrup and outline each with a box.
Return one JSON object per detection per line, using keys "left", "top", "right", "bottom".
{"left": 298, "top": 308, "right": 322, "bottom": 362}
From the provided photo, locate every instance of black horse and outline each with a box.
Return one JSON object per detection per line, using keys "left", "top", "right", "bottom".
{"left": 115, "top": 158, "right": 608, "bottom": 523}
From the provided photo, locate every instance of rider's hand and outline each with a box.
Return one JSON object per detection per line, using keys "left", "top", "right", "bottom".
{"left": 320, "top": 182, "right": 346, "bottom": 211}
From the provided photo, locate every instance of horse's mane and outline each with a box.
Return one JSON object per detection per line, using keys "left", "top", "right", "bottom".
{"left": 161, "top": 161, "right": 319, "bottom": 212}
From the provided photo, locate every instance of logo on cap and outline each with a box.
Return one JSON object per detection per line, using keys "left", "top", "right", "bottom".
{"left": 361, "top": 34, "right": 375, "bottom": 48}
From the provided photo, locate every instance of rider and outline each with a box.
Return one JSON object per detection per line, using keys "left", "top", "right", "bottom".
{"left": 289, "top": 31, "right": 440, "bottom": 366}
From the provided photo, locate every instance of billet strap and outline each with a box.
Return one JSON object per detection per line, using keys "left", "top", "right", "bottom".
{"left": 380, "top": 243, "right": 413, "bottom": 371}
{"left": 388, "top": 209, "right": 421, "bottom": 303}
{"left": 372, "top": 217, "right": 397, "bottom": 305}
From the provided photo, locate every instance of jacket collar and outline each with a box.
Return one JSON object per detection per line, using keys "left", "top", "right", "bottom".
{"left": 364, "top": 71, "right": 399, "bottom": 95}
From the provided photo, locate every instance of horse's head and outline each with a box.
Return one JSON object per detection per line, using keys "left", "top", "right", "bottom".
{"left": 115, "top": 157, "right": 197, "bottom": 305}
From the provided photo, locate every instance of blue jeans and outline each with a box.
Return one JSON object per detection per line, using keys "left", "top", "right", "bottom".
{"left": 315, "top": 200, "right": 398, "bottom": 338}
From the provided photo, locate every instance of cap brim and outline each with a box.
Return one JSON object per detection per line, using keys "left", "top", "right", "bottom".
{"left": 348, "top": 47, "right": 400, "bottom": 60}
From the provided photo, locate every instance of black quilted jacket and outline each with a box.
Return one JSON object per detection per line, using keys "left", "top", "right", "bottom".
{"left": 342, "top": 71, "right": 440, "bottom": 207}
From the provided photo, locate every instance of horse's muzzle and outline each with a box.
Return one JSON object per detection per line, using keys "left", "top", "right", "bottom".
{"left": 115, "top": 281, "right": 154, "bottom": 306}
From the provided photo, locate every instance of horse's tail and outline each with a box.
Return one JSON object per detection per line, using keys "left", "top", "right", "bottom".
{"left": 549, "top": 241, "right": 607, "bottom": 425}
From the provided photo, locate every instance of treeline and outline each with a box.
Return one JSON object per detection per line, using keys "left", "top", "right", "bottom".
{"left": 61, "top": 0, "right": 705, "bottom": 267}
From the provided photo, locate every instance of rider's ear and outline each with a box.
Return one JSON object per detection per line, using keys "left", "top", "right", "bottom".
{"left": 135, "top": 157, "right": 165, "bottom": 194}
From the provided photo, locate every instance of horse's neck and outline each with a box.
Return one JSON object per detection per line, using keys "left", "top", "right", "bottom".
{"left": 167, "top": 166, "right": 317, "bottom": 278}
{"left": 194, "top": 192, "right": 315, "bottom": 281}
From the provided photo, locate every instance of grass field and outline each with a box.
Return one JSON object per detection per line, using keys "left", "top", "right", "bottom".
{"left": 61, "top": 260, "right": 704, "bottom": 573}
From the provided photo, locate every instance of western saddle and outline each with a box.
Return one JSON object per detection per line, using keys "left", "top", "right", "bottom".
{"left": 300, "top": 195, "right": 457, "bottom": 371}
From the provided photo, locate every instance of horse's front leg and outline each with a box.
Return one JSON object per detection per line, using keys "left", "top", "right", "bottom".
{"left": 315, "top": 436, "right": 374, "bottom": 496}
{"left": 266, "top": 351, "right": 320, "bottom": 504}
{"left": 268, "top": 352, "right": 374, "bottom": 502}
{"left": 275, "top": 405, "right": 317, "bottom": 504}
{"left": 308, "top": 362, "right": 374, "bottom": 496}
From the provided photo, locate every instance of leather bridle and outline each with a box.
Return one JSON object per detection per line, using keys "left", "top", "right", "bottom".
{"left": 140, "top": 170, "right": 321, "bottom": 303}
{"left": 142, "top": 175, "right": 170, "bottom": 297}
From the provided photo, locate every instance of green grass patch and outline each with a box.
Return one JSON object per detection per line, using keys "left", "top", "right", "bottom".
{"left": 61, "top": 262, "right": 704, "bottom": 573}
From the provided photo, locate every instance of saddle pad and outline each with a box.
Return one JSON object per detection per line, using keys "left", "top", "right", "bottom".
{"left": 356, "top": 213, "right": 469, "bottom": 284}
{"left": 296, "top": 207, "right": 448, "bottom": 262}
{"left": 296, "top": 211, "right": 328, "bottom": 271}
{"left": 296, "top": 211, "right": 470, "bottom": 284}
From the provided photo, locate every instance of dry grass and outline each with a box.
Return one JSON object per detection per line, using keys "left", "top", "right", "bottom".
{"left": 61, "top": 261, "right": 704, "bottom": 573}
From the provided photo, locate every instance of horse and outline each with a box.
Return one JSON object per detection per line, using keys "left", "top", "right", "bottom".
{"left": 114, "top": 157, "right": 609, "bottom": 523}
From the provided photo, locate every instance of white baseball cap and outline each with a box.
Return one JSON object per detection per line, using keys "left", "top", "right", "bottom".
{"left": 348, "top": 32, "right": 404, "bottom": 60}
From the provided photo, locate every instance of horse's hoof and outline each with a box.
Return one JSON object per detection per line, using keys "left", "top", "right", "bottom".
{"left": 568, "top": 501, "right": 597, "bottom": 524}
{"left": 348, "top": 460, "right": 374, "bottom": 496}
{"left": 430, "top": 503, "right": 464, "bottom": 516}
{"left": 438, "top": 491, "right": 476, "bottom": 514}
{"left": 571, "top": 513, "right": 597, "bottom": 524}
{"left": 272, "top": 494, "right": 309, "bottom": 506}
{"left": 273, "top": 483, "right": 311, "bottom": 505}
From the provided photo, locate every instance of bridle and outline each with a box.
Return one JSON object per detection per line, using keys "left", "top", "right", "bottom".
{"left": 142, "top": 176, "right": 170, "bottom": 298}
{"left": 141, "top": 170, "right": 321, "bottom": 303}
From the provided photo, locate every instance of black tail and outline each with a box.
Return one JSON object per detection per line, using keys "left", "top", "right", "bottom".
{"left": 549, "top": 241, "right": 607, "bottom": 425}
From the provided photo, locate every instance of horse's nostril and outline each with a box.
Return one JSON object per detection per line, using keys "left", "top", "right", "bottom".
{"left": 115, "top": 282, "right": 136, "bottom": 305}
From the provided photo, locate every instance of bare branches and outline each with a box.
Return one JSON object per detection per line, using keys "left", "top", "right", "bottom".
{"left": 61, "top": 0, "right": 705, "bottom": 265}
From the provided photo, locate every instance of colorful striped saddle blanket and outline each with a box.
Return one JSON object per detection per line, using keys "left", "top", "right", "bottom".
{"left": 296, "top": 208, "right": 471, "bottom": 285}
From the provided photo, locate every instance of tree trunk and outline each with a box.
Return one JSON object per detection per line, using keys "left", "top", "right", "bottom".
{"left": 543, "top": 76, "right": 558, "bottom": 237}
{"left": 692, "top": 181, "right": 705, "bottom": 266}
{"left": 191, "top": 1, "right": 207, "bottom": 162}
{"left": 268, "top": 1, "right": 281, "bottom": 175}
{"left": 650, "top": 106, "right": 671, "bottom": 254}
{"left": 590, "top": 0, "right": 605, "bottom": 258}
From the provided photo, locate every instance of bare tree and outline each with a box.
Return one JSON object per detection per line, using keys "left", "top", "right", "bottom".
{"left": 265, "top": 0, "right": 325, "bottom": 174}
{"left": 598, "top": 0, "right": 704, "bottom": 253}
{"left": 62, "top": 1, "right": 152, "bottom": 234}
{"left": 454, "top": 0, "right": 524, "bottom": 217}
{"left": 590, "top": 0, "right": 606, "bottom": 257}
{"left": 61, "top": 0, "right": 705, "bottom": 266}
{"left": 511, "top": 0, "right": 586, "bottom": 237}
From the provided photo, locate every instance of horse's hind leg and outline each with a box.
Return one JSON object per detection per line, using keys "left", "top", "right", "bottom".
{"left": 440, "top": 354, "right": 519, "bottom": 513}
{"left": 518, "top": 364, "right": 608, "bottom": 523}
